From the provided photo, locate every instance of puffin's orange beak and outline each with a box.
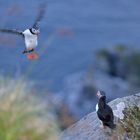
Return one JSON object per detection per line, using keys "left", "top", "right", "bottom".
{"left": 97, "top": 91, "right": 101, "bottom": 98}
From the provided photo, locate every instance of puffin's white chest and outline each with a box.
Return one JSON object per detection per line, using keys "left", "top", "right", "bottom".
{"left": 23, "top": 29, "right": 38, "bottom": 49}
{"left": 95, "top": 103, "right": 99, "bottom": 112}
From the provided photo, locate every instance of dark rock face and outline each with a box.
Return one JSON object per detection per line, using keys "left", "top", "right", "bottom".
{"left": 60, "top": 93, "right": 140, "bottom": 140}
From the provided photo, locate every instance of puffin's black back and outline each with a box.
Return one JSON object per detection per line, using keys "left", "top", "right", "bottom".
{"left": 97, "top": 95, "right": 116, "bottom": 129}
{"left": 98, "top": 95, "right": 106, "bottom": 109}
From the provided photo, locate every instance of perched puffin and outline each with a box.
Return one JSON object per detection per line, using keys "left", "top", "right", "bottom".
{"left": 96, "top": 91, "right": 116, "bottom": 129}
{"left": 0, "top": 3, "right": 46, "bottom": 59}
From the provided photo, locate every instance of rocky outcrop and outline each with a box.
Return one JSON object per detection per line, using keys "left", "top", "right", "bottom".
{"left": 60, "top": 93, "right": 140, "bottom": 140}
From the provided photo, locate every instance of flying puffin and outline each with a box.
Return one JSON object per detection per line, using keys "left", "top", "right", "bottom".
{"left": 96, "top": 91, "right": 116, "bottom": 129}
{"left": 0, "top": 3, "right": 46, "bottom": 60}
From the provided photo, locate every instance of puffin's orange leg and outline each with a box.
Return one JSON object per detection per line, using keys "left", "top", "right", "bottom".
{"left": 99, "top": 125, "right": 107, "bottom": 129}
{"left": 27, "top": 52, "right": 39, "bottom": 60}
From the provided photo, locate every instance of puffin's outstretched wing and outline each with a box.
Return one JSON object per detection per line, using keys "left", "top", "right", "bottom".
{"left": 32, "top": 3, "right": 47, "bottom": 29}
{"left": 0, "top": 28, "right": 23, "bottom": 36}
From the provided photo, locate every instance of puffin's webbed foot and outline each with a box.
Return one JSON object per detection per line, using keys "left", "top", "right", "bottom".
{"left": 99, "top": 125, "right": 107, "bottom": 129}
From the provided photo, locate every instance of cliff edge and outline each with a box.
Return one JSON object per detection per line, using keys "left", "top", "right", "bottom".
{"left": 60, "top": 93, "right": 140, "bottom": 140}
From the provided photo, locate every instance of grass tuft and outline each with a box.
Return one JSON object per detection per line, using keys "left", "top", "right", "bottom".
{"left": 0, "top": 77, "right": 59, "bottom": 140}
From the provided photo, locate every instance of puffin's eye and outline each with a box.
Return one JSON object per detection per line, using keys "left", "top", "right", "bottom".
{"left": 32, "top": 28, "right": 36, "bottom": 32}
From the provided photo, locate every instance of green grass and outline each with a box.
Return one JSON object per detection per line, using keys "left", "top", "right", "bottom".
{"left": 118, "top": 105, "right": 140, "bottom": 140}
{"left": 0, "top": 77, "right": 60, "bottom": 140}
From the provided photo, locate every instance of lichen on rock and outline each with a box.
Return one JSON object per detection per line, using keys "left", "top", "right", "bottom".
{"left": 113, "top": 102, "right": 125, "bottom": 120}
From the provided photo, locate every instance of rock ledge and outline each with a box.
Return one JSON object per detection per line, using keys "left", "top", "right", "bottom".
{"left": 60, "top": 93, "right": 140, "bottom": 140}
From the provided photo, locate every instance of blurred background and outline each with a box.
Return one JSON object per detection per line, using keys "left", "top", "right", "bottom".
{"left": 0, "top": 0, "right": 140, "bottom": 138}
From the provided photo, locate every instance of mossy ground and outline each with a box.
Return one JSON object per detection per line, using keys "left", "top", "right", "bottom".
{"left": 117, "top": 105, "right": 140, "bottom": 140}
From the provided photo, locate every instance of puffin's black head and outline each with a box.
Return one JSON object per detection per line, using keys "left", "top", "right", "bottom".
{"left": 97, "top": 91, "right": 106, "bottom": 98}
{"left": 29, "top": 27, "right": 40, "bottom": 35}
{"left": 97, "top": 91, "right": 106, "bottom": 109}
